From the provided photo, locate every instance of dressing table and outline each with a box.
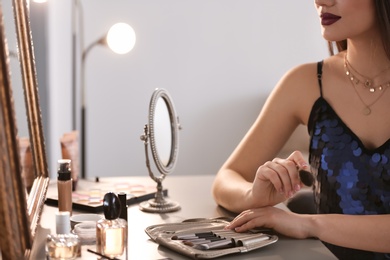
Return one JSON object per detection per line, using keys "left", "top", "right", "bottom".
{"left": 0, "top": 2, "right": 334, "bottom": 259}
{"left": 39, "top": 175, "right": 337, "bottom": 259}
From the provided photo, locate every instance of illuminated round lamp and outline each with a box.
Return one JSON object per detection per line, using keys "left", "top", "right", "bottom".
{"left": 106, "top": 23, "right": 136, "bottom": 54}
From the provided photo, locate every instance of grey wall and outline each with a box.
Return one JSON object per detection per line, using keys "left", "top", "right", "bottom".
{"left": 46, "top": 1, "right": 327, "bottom": 179}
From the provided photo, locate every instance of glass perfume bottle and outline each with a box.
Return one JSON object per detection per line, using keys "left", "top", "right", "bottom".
{"left": 96, "top": 192, "right": 127, "bottom": 258}
{"left": 46, "top": 211, "right": 81, "bottom": 260}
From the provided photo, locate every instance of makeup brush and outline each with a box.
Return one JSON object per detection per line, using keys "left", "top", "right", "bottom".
{"left": 298, "top": 169, "right": 315, "bottom": 187}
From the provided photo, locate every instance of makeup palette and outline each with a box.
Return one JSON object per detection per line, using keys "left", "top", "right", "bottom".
{"left": 45, "top": 179, "right": 167, "bottom": 213}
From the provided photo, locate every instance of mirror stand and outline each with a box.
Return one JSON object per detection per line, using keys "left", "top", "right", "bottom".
{"left": 139, "top": 124, "right": 180, "bottom": 213}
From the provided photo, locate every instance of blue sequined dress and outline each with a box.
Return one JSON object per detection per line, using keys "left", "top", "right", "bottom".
{"left": 308, "top": 61, "right": 390, "bottom": 259}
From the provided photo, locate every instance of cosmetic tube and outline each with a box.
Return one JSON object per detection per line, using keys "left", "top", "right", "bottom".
{"left": 57, "top": 159, "right": 73, "bottom": 215}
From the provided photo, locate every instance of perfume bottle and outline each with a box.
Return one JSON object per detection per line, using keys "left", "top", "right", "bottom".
{"left": 96, "top": 192, "right": 127, "bottom": 258}
{"left": 46, "top": 211, "right": 81, "bottom": 260}
{"left": 57, "top": 159, "right": 73, "bottom": 215}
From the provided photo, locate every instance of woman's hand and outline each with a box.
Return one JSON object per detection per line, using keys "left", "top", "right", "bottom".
{"left": 225, "top": 206, "right": 312, "bottom": 239}
{"left": 249, "top": 151, "right": 310, "bottom": 207}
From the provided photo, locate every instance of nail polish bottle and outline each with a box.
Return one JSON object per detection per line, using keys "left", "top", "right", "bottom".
{"left": 46, "top": 211, "right": 81, "bottom": 260}
{"left": 96, "top": 192, "right": 127, "bottom": 258}
{"left": 57, "top": 159, "right": 73, "bottom": 215}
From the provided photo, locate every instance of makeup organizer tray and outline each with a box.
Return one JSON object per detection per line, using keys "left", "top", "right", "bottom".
{"left": 145, "top": 218, "right": 278, "bottom": 259}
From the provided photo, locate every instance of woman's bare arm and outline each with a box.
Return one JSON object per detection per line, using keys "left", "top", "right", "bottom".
{"left": 212, "top": 63, "right": 319, "bottom": 212}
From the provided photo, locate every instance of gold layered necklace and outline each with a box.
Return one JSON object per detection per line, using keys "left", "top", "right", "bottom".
{"left": 344, "top": 55, "right": 390, "bottom": 93}
{"left": 344, "top": 54, "right": 390, "bottom": 115}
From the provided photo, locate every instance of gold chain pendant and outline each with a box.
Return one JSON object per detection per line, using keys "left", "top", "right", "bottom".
{"left": 362, "top": 107, "right": 371, "bottom": 116}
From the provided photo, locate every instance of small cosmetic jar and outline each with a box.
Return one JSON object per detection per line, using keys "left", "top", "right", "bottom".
{"left": 73, "top": 221, "right": 97, "bottom": 245}
{"left": 46, "top": 233, "right": 80, "bottom": 259}
{"left": 70, "top": 213, "right": 103, "bottom": 229}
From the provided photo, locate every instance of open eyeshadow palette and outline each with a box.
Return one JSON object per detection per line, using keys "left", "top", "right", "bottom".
{"left": 45, "top": 179, "right": 167, "bottom": 213}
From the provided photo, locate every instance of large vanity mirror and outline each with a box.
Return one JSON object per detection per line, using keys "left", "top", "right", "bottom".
{"left": 140, "top": 88, "right": 181, "bottom": 213}
{"left": 0, "top": 0, "right": 49, "bottom": 259}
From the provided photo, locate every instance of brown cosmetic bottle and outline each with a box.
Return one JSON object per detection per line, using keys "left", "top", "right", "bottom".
{"left": 57, "top": 159, "right": 73, "bottom": 215}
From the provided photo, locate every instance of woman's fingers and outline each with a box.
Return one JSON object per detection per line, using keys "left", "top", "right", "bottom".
{"left": 257, "top": 163, "right": 284, "bottom": 194}
{"left": 272, "top": 158, "right": 298, "bottom": 197}
{"left": 258, "top": 158, "right": 301, "bottom": 198}
{"left": 225, "top": 206, "right": 281, "bottom": 232}
{"left": 225, "top": 209, "right": 263, "bottom": 231}
{"left": 226, "top": 207, "right": 308, "bottom": 239}
{"left": 286, "top": 151, "right": 313, "bottom": 187}
{"left": 286, "top": 150, "right": 309, "bottom": 169}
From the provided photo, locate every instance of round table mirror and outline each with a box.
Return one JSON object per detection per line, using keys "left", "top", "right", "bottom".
{"left": 140, "top": 88, "right": 181, "bottom": 213}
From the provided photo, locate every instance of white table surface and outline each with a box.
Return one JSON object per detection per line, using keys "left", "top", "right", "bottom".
{"left": 37, "top": 175, "right": 336, "bottom": 260}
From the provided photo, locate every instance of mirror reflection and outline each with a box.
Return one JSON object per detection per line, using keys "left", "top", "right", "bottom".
{"left": 3, "top": 0, "right": 27, "bottom": 133}
{"left": 3, "top": 0, "right": 33, "bottom": 194}
{"left": 154, "top": 98, "right": 172, "bottom": 167}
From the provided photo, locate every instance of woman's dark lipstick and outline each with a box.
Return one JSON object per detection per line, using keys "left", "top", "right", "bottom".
{"left": 321, "top": 13, "right": 341, "bottom": 26}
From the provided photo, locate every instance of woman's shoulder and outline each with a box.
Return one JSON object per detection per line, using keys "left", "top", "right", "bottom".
{"left": 276, "top": 61, "right": 320, "bottom": 95}
{"left": 271, "top": 59, "right": 336, "bottom": 125}
{"left": 286, "top": 60, "right": 328, "bottom": 80}
{"left": 284, "top": 54, "right": 342, "bottom": 82}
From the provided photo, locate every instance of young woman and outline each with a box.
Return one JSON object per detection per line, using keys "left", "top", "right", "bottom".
{"left": 212, "top": 0, "right": 390, "bottom": 258}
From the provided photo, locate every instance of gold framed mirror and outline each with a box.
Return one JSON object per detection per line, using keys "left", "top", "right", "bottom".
{"left": 0, "top": 0, "right": 49, "bottom": 259}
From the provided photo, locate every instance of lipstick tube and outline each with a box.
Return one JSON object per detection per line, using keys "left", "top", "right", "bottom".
{"left": 57, "top": 159, "right": 73, "bottom": 215}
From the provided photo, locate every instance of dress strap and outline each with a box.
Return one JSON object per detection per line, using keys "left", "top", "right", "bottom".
{"left": 317, "top": 61, "right": 324, "bottom": 97}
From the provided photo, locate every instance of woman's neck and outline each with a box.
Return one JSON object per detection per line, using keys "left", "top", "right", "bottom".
{"left": 346, "top": 38, "right": 390, "bottom": 78}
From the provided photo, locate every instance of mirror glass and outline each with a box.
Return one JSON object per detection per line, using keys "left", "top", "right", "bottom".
{"left": 139, "top": 88, "right": 181, "bottom": 213}
{"left": 3, "top": 1, "right": 28, "bottom": 137}
{"left": 154, "top": 98, "right": 172, "bottom": 166}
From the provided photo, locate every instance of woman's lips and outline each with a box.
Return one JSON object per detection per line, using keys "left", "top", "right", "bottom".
{"left": 321, "top": 13, "right": 341, "bottom": 26}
